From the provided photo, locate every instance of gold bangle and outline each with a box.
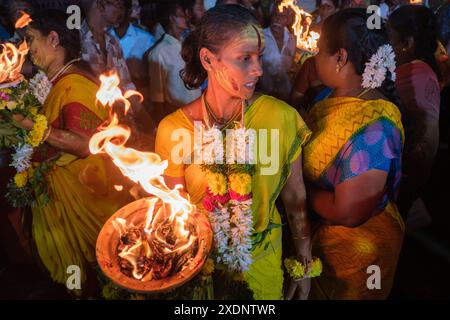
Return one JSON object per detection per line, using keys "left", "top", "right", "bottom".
{"left": 43, "top": 126, "right": 52, "bottom": 141}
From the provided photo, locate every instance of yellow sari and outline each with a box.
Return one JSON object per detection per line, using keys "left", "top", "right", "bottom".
{"left": 156, "top": 95, "right": 311, "bottom": 299}
{"left": 303, "top": 97, "right": 405, "bottom": 299}
{"left": 32, "top": 73, "right": 132, "bottom": 286}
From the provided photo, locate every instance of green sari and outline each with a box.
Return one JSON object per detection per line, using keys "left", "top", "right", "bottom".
{"left": 156, "top": 95, "right": 311, "bottom": 299}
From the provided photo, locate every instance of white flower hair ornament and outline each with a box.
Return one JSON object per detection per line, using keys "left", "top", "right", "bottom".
{"left": 362, "top": 44, "right": 397, "bottom": 89}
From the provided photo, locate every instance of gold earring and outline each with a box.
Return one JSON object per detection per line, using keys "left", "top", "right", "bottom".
{"left": 336, "top": 64, "right": 340, "bottom": 73}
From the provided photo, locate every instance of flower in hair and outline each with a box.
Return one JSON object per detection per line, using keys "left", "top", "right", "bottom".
{"left": 362, "top": 44, "right": 397, "bottom": 89}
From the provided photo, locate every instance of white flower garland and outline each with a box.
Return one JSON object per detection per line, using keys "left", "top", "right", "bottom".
{"left": 208, "top": 206, "right": 231, "bottom": 263}
{"left": 29, "top": 71, "right": 52, "bottom": 105}
{"left": 227, "top": 198, "right": 253, "bottom": 272}
{"left": 226, "top": 127, "right": 256, "bottom": 164}
{"left": 362, "top": 44, "right": 397, "bottom": 89}
{"left": 208, "top": 196, "right": 254, "bottom": 273}
{"left": 10, "top": 142, "right": 33, "bottom": 173}
{"left": 203, "top": 124, "right": 255, "bottom": 274}
{"left": 202, "top": 126, "right": 223, "bottom": 164}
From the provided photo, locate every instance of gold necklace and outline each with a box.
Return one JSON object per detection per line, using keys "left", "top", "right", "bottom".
{"left": 356, "top": 87, "right": 371, "bottom": 98}
{"left": 48, "top": 58, "right": 81, "bottom": 82}
{"left": 202, "top": 94, "right": 246, "bottom": 131}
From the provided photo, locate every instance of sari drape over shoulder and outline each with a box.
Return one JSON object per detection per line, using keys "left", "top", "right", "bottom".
{"left": 156, "top": 95, "right": 311, "bottom": 299}
{"left": 303, "top": 97, "right": 405, "bottom": 299}
{"left": 32, "top": 73, "right": 133, "bottom": 285}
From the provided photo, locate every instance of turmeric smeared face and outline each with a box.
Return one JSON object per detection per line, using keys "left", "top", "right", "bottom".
{"left": 26, "top": 27, "right": 55, "bottom": 71}
{"left": 210, "top": 24, "right": 265, "bottom": 100}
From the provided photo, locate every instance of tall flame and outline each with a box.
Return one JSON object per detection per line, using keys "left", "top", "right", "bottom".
{"left": 15, "top": 11, "right": 32, "bottom": 29}
{"left": 96, "top": 73, "right": 144, "bottom": 114}
{"left": 278, "top": 0, "right": 320, "bottom": 53}
{"left": 0, "top": 41, "right": 29, "bottom": 84}
{"left": 90, "top": 72, "right": 196, "bottom": 280}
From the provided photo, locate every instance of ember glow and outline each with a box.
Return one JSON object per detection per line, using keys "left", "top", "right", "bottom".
{"left": 0, "top": 41, "right": 29, "bottom": 84}
{"left": 90, "top": 72, "right": 197, "bottom": 281}
{"left": 15, "top": 11, "right": 32, "bottom": 29}
{"left": 278, "top": 0, "right": 320, "bottom": 53}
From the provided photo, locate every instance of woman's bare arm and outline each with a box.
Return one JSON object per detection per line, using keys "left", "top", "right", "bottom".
{"left": 13, "top": 113, "right": 92, "bottom": 158}
{"left": 310, "top": 169, "right": 388, "bottom": 227}
{"left": 281, "top": 155, "right": 311, "bottom": 260}
{"left": 281, "top": 155, "right": 311, "bottom": 300}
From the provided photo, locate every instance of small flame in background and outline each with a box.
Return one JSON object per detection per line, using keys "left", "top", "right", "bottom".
{"left": 90, "top": 72, "right": 196, "bottom": 280}
{"left": 0, "top": 41, "right": 29, "bottom": 84}
{"left": 14, "top": 11, "right": 32, "bottom": 29}
{"left": 278, "top": 0, "right": 320, "bottom": 53}
{"left": 114, "top": 185, "right": 124, "bottom": 191}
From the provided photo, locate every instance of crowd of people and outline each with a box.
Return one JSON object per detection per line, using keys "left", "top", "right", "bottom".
{"left": 0, "top": 0, "right": 449, "bottom": 300}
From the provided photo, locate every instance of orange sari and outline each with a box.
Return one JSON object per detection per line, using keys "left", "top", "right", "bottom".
{"left": 304, "top": 97, "right": 405, "bottom": 299}
{"left": 32, "top": 72, "right": 132, "bottom": 286}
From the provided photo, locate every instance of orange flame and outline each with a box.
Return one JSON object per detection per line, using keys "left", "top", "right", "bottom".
{"left": 278, "top": 0, "right": 320, "bottom": 53}
{"left": 96, "top": 73, "right": 143, "bottom": 114}
{"left": 90, "top": 72, "right": 195, "bottom": 280}
{"left": 0, "top": 41, "right": 29, "bottom": 84}
{"left": 15, "top": 11, "right": 32, "bottom": 29}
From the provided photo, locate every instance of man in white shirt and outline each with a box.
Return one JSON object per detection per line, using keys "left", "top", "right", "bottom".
{"left": 148, "top": 1, "right": 201, "bottom": 124}
{"left": 110, "top": 0, "right": 155, "bottom": 108}
{"left": 258, "top": 2, "right": 296, "bottom": 101}
{"left": 110, "top": 0, "right": 155, "bottom": 61}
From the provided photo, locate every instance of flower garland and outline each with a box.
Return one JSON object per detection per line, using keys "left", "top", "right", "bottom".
{"left": 28, "top": 70, "right": 52, "bottom": 105}
{"left": 284, "top": 256, "right": 323, "bottom": 280}
{"left": 201, "top": 122, "right": 256, "bottom": 274}
{"left": 362, "top": 44, "right": 397, "bottom": 89}
{"left": 1, "top": 72, "right": 52, "bottom": 207}
{"left": 25, "top": 114, "right": 48, "bottom": 147}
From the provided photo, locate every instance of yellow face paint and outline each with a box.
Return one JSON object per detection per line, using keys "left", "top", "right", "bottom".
{"left": 210, "top": 24, "right": 265, "bottom": 100}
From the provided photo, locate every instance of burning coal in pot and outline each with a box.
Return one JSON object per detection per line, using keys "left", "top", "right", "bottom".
{"left": 113, "top": 198, "right": 199, "bottom": 281}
